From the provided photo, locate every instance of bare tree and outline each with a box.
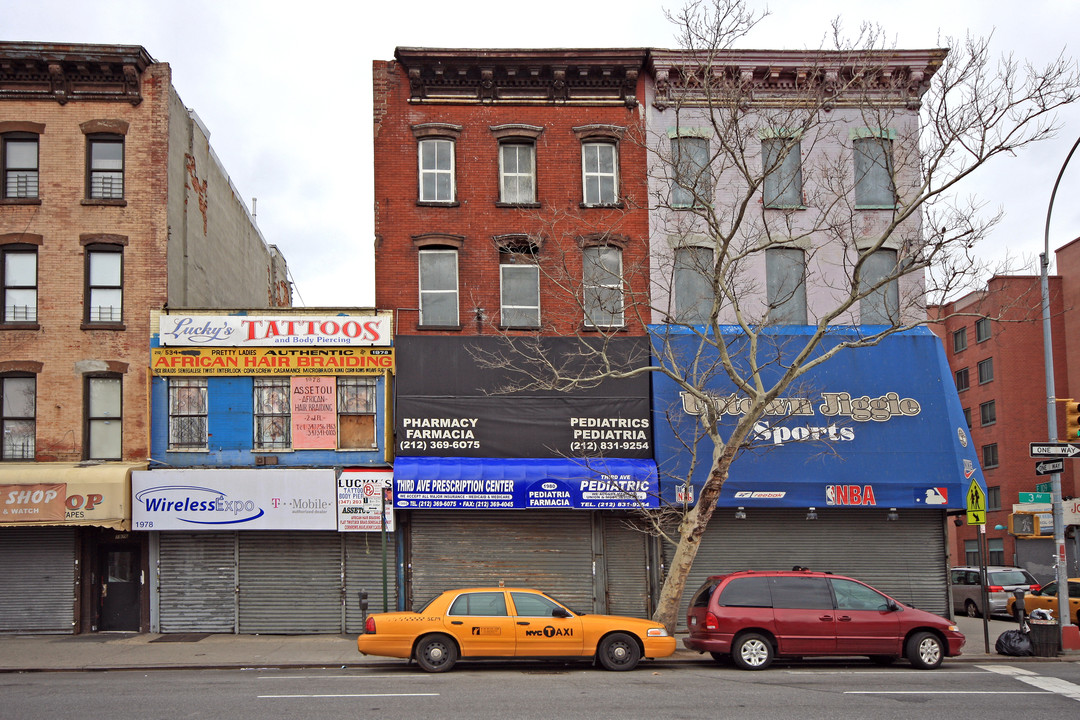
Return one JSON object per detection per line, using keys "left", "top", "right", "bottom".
{"left": 475, "top": 0, "right": 1080, "bottom": 631}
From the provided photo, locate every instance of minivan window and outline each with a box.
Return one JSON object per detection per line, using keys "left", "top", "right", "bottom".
{"left": 770, "top": 577, "right": 833, "bottom": 609}
{"left": 717, "top": 577, "right": 772, "bottom": 608}
{"left": 988, "top": 570, "right": 1034, "bottom": 586}
{"left": 830, "top": 578, "right": 891, "bottom": 611}
{"left": 691, "top": 582, "right": 719, "bottom": 608}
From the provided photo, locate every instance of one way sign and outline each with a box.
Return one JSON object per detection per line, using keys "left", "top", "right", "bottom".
{"left": 1035, "top": 459, "right": 1065, "bottom": 475}
{"left": 1030, "top": 442, "right": 1080, "bottom": 457}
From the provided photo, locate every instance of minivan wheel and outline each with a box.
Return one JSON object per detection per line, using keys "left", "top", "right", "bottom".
{"left": 732, "top": 632, "right": 773, "bottom": 670}
{"left": 964, "top": 600, "right": 980, "bottom": 618}
{"left": 906, "top": 631, "right": 944, "bottom": 670}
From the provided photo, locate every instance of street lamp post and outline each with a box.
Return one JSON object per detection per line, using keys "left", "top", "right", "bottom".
{"left": 1040, "top": 135, "right": 1079, "bottom": 646}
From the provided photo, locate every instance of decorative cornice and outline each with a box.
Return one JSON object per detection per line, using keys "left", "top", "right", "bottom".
{"left": 395, "top": 48, "right": 647, "bottom": 107}
{"left": 0, "top": 42, "right": 153, "bottom": 106}
{"left": 647, "top": 48, "right": 948, "bottom": 110}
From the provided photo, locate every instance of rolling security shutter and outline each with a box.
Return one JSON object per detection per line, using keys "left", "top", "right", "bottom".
{"left": 409, "top": 511, "right": 594, "bottom": 612}
{"left": 0, "top": 527, "right": 76, "bottom": 633}
{"left": 672, "top": 509, "right": 949, "bottom": 631}
{"left": 238, "top": 531, "right": 343, "bottom": 634}
{"left": 344, "top": 531, "right": 398, "bottom": 632}
{"left": 158, "top": 532, "right": 236, "bottom": 633}
{"left": 602, "top": 514, "right": 650, "bottom": 618}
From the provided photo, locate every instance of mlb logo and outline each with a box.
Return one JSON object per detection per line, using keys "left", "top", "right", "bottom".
{"left": 921, "top": 487, "right": 948, "bottom": 505}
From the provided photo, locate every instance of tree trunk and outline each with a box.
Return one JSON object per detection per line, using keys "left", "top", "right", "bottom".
{"left": 651, "top": 441, "right": 736, "bottom": 632}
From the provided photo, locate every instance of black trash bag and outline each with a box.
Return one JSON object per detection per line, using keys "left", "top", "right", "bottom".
{"left": 996, "top": 629, "right": 1034, "bottom": 656}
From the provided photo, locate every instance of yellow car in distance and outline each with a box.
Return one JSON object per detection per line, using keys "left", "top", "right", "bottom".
{"left": 357, "top": 587, "right": 676, "bottom": 672}
{"left": 1006, "top": 578, "right": 1080, "bottom": 625}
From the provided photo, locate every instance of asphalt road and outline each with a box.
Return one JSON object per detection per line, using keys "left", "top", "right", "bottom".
{"left": 4, "top": 657, "right": 1080, "bottom": 719}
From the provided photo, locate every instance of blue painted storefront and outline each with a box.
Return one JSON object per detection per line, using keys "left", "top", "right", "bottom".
{"left": 650, "top": 326, "right": 986, "bottom": 511}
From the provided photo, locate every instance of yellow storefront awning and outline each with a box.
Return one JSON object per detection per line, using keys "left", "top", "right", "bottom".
{"left": 0, "top": 462, "right": 146, "bottom": 531}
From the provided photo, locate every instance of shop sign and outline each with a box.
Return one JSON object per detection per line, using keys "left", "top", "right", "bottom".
{"left": 1, "top": 483, "right": 66, "bottom": 522}
{"left": 151, "top": 346, "right": 394, "bottom": 375}
{"left": 132, "top": 469, "right": 336, "bottom": 531}
{"left": 291, "top": 377, "right": 337, "bottom": 449}
{"left": 158, "top": 315, "right": 391, "bottom": 347}
{"left": 337, "top": 470, "right": 394, "bottom": 531}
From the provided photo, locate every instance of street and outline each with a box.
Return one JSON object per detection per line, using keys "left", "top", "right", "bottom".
{"left": 3, "top": 658, "right": 1079, "bottom": 720}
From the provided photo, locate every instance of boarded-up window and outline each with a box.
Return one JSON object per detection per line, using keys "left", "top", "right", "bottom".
{"left": 338, "top": 377, "right": 376, "bottom": 449}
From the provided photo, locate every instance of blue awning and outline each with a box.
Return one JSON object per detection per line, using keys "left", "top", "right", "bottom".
{"left": 650, "top": 326, "right": 984, "bottom": 510}
{"left": 392, "top": 457, "right": 659, "bottom": 510}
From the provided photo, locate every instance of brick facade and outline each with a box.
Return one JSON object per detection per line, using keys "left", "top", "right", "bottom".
{"left": 373, "top": 50, "right": 650, "bottom": 336}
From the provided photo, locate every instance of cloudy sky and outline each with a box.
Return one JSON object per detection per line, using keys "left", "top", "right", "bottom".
{"left": 4, "top": 0, "right": 1079, "bottom": 307}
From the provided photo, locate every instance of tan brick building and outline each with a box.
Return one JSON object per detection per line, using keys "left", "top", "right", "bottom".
{"left": 0, "top": 42, "right": 289, "bottom": 633}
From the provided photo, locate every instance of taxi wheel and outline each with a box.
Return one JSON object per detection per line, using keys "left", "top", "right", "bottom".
{"left": 415, "top": 634, "right": 458, "bottom": 673}
{"left": 597, "top": 633, "right": 642, "bottom": 671}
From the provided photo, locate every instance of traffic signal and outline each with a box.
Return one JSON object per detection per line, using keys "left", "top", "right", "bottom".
{"left": 1065, "top": 399, "right": 1080, "bottom": 439}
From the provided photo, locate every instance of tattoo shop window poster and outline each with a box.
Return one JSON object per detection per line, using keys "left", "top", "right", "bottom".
{"left": 291, "top": 376, "right": 337, "bottom": 449}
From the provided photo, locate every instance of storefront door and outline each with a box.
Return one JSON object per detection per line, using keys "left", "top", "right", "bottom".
{"left": 99, "top": 544, "right": 141, "bottom": 631}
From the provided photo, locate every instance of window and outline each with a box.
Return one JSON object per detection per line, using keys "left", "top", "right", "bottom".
{"left": 582, "top": 245, "right": 623, "bottom": 328}
{"left": 448, "top": 591, "right": 507, "bottom": 616}
{"left": 87, "top": 135, "right": 124, "bottom": 199}
{"left": 952, "top": 328, "right": 968, "bottom": 353}
{"left": 830, "top": 579, "right": 891, "bottom": 611}
{"left": 337, "top": 377, "right": 376, "bottom": 449}
{"left": 762, "top": 137, "right": 802, "bottom": 207}
{"left": 717, "top": 577, "right": 772, "bottom": 608}
{"left": 500, "top": 250, "right": 540, "bottom": 328}
{"left": 858, "top": 248, "right": 899, "bottom": 325}
{"left": 2, "top": 245, "right": 36, "bottom": 323}
{"left": 769, "top": 577, "right": 833, "bottom": 610}
{"left": 1, "top": 375, "right": 35, "bottom": 460}
{"left": 980, "top": 400, "right": 996, "bottom": 427}
{"left": 499, "top": 143, "right": 536, "bottom": 204}
{"left": 964, "top": 540, "right": 979, "bottom": 566}
{"left": 955, "top": 368, "right": 969, "bottom": 392}
{"left": 853, "top": 135, "right": 895, "bottom": 208}
{"left": 2, "top": 133, "right": 38, "bottom": 199}
{"left": 673, "top": 246, "right": 714, "bottom": 324}
{"left": 988, "top": 485, "right": 1001, "bottom": 512}
{"left": 963, "top": 407, "right": 972, "bottom": 428}
{"left": 419, "top": 138, "right": 455, "bottom": 202}
{"left": 253, "top": 377, "right": 290, "bottom": 450}
{"left": 978, "top": 358, "right": 994, "bottom": 384}
{"left": 86, "top": 376, "right": 121, "bottom": 460}
{"left": 982, "top": 443, "right": 999, "bottom": 469}
{"left": 418, "top": 249, "right": 459, "bottom": 326}
{"left": 510, "top": 591, "right": 565, "bottom": 617}
{"left": 671, "top": 136, "right": 711, "bottom": 207}
{"left": 975, "top": 317, "right": 991, "bottom": 343}
{"left": 987, "top": 538, "right": 1005, "bottom": 567}
{"left": 582, "top": 143, "right": 618, "bottom": 205}
{"left": 168, "top": 378, "right": 207, "bottom": 450}
{"left": 85, "top": 246, "right": 123, "bottom": 324}
{"left": 766, "top": 247, "right": 807, "bottom": 325}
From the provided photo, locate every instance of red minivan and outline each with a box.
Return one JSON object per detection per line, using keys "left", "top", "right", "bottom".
{"left": 684, "top": 570, "right": 965, "bottom": 670}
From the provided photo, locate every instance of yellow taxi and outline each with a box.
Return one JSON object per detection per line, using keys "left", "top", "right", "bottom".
{"left": 357, "top": 587, "right": 676, "bottom": 672}
{"left": 1006, "top": 578, "right": 1080, "bottom": 625}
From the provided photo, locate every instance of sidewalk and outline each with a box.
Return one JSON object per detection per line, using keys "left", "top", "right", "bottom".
{"left": 0, "top": 616, "right": 1070, "bottom": 673}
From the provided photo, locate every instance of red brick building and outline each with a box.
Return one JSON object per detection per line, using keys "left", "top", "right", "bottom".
{"left": 372, "top": 49, "right": 661, "bottom": 615}
{"left": 0, "top": 42, "right": 289, "bottom": 633}
{"left": 930, "top": 267, "right": 1079, "bottom": 581}
{"left": 374, "top": 48, "right": 650, "bottom": 336}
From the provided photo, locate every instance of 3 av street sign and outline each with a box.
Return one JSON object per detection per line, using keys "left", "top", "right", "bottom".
{"left": 1035, "top": 460, "right": 1065, "bottom": 476}
{"left": 1019, "top": 492, "right": 1052, "bottom": 504}
{"left": 1029, "top": 442, "right": 1080, "bottom": 458}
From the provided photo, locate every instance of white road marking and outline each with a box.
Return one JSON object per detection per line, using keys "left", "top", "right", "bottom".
{"left": 259, "top": 693, "right": 439, "bottom": 699}
{"left": 975, "top": 664, "right": 1038, "bottom": 676}
{"left": 258, "top": 674, "right": 427, "bottom": 679}
{"left": 845, "top": 691, "right": 1050, "bottom": 695}
{"left": 1017, "top": 676, "right": 1080, "bottom": 702}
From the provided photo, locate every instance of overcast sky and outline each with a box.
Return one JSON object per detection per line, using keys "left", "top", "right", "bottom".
{"left": 4, "top": 0, "right": 1079, "bottom": 307}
